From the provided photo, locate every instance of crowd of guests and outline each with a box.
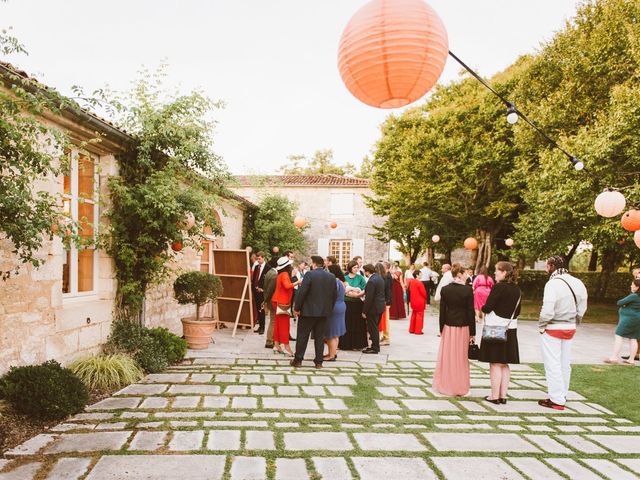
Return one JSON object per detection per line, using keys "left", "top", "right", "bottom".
{"left": 252, "top": 250, "right": 640, "bottom": 410}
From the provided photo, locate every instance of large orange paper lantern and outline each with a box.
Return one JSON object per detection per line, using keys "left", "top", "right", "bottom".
{"left": 338, "top": 0, "right": 449, "bottom": 108}
{"left": 621, "top": 210, "right": 640, "bottom": 232}
{"left": 463, "top": 237, "right": 478, "bottom": 250}
{"left": 594, "top": 190, "right": 625, "bottom": 218}
{"left": 294, "top": 216, "right": 307, "bottom": 228}
{"left": 171, "top": 241, "right": 183, "bottom": 252}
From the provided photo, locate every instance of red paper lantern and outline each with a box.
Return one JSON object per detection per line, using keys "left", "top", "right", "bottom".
{"left": 463, "top": 237, "right": 478, "bottom": 250}
{"left": 171, "top": 241, "right": 183, "bottom": 252}
{"left": 338, "top": 0, "right": 449, "bottom": 108}
{"left": 294, "top": 216, "right": 306, "bottom": 228}
{"left": 621, "top": 210, "right": 640, "bottom": 232}
{"left": 330, "top": 221, "right": 338, "bottom": 229}
{"left": 634, "top": 230, "right": 640, "bottom": 249}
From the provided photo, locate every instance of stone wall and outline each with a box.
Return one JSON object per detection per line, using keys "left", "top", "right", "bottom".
{"left": 233, "top": 185, "right": 388, "bottom": 262}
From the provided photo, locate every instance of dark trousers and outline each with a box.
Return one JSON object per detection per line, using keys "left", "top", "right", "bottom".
{"left": 422, "top": 281, "right": 431, "bottom": 305}
{"left": 294, "top": 316, "right": 327, "bottom": 364}
{"left": 253, "top": 292, "right": 265, "bottom": 330}
{"left": 365, "top": 311, "right": 382, "bottom": 352}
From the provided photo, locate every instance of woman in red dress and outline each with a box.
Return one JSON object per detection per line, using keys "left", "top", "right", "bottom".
{"left": 389, "top": 265, "right": 407, "bottom": 320}
{"left": 408, "top": 270, "right": 427, "bottom": 334}
{"left": 271, "top": 257, "right": 300, "bottom": 356}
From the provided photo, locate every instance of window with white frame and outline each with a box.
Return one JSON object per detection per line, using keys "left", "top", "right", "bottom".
{"left": 62, "top": 151, "right": 99, "bottom": 297}
{"left": 329, "top": 239, "right": 352, "bottom": 271}
{"left": 330, "top": 192, "right": 354, "bottom": 217}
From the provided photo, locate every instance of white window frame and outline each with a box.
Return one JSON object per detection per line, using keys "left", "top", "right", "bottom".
{"left": 62, "top": 150, "right": 99, "bottom": 301}
{"left": 329, "top": 239, "right": 352, "bottom": 271}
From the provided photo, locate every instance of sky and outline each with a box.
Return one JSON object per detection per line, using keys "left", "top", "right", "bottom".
{"left": 2, "top": 0, "right": 581, "bottom": 174}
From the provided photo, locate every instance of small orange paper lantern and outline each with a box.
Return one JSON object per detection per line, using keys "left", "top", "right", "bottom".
{"left": 594, "top": 190, "right": 626, "bottom": 218}
{"left": 294, "top": 216, "right": 307, "bottom": 228}
{"left": 464, "top": 237, "right": 478, "bottom": 250}
{"left": 171, "top": 241, "right": 183, "bottom": 252}
{"left": 330, "top": 221, "right": 338, "bottom": 229}
{"left": 338, "top": 0, "right": 449, "bottom": 108}
{"left": 634, "top": 230, "right": 640, "bottom": 249}
{"left": 621, "top": 210, "right": 640, "bottom": 232}
{"left": 272, "top": 246, "right": 280, "bottom": 254}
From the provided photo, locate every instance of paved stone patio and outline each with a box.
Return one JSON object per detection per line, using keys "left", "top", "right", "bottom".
{"left": 1, "top": 315, "right": 637, "bottom": 479}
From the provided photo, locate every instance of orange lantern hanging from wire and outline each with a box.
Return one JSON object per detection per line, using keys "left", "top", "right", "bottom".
{"left": 463, "top": 237, "right": 478, "bottom": 250}
{"left": 338, "top": 0, "right": 449, "bottom": 109}
{"left": 621, "top": 209, "right": 640, "bottom": 232}
{"left": 294, "top": 216, "right": 307, "bottom": 228}
{"left": 330, "top": 221, "right": 338, "bottom": 229}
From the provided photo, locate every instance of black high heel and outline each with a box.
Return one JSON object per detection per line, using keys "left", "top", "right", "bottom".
{"left": 499, "top": 398, "right": 507, "bottom": 404}
{"left": 484, "top": 396, "right": 501, "bottom": 405}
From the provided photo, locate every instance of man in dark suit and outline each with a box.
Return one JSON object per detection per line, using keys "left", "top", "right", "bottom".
{"left": 291, "top": 255, "right": 337, "bottom": 368}
{"left": 362, "top": 263, "right": 386, "bottom": 354}
{"left": 251, "top": 251, "right": 271, "bottom": 334}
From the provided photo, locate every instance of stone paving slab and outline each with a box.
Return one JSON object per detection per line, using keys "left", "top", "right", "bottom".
{"left": 85, "top": 455, "right": 226, "bottom": 479}
{"left": 583, "top": 459, "right": 638, "bottom": 480}
{"left": 207, "top": 430, "right": 241, "bottom": 450}
{"left": 352, "top": 457, "right": 437, "bottom": 480}
{"left": 116, "top": 384, "right": 168, "bottom": 395}
{"left": 433, "top": 457, "right": 523, "bottom": 480}
{"left": 507, "top": 457, "right": 564, "bottom": 480}
{"left": 617, "top": 459, "right": 640, "bottom": 475}
{"left": 275, "top": 459, "right": 309, "bottom": 480}
{"left": 45, "top": 432, "right": 132, "bottom": 454}
{"left": 401, "top": 399, "right": 458, "bottom": 411}
{"left": 312, "top": 457, "right": 352, "bottom": 479}
{"left": 129, "top": 431, "right": 167, "bottom": 451}
{"left": 0, "top": 462, "right": 42, "bottom": 480}
{"left": 230, "top": 456, "right": 266, "bottom": 480}
{"left": 353, "top": 433, "right": 427, "bottom": 451}
{"left": 586, "top": 434, "right": 640, "bottom": 453}
{"left": 87, "top": 397, "right": 141, "bottom": 410}
{"left": 46, "top": 457, "right": 92, "bottom": 480}
{"left": 284, "top": 432, "right": 353, "bottom": 451}
{"left": 423, "top": 433, "right": 540, "bottom": 453}
{"left": 545, "top": 458, "right": 602, "bottom": 480}
{"left": 4, "top": 434, "right": 56, "bottom": 457}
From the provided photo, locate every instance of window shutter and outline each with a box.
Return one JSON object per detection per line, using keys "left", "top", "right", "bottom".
{"left": 352, "top": 239, "right": 365, "bottom": 259}
{"left": 318, "top": 238, "right": 329, "bottom": 257}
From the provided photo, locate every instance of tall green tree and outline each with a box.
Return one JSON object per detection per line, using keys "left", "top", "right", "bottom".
{"left": 242, "top": 194, "right": 307, "bottom": 256}
{"left": 280, "top": 149, "right": 357, "bottom": 176}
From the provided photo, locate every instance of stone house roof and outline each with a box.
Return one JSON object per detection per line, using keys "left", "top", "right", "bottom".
{"left": 235, "top": 174, "right": 370, "bottom": 187}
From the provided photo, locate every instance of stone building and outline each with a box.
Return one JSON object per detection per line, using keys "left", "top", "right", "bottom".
{"left": 233, "top": 175, "right": 389, "bottom": 268}
{"left": 0, "top": 63, "right": 251, "bottom": 373}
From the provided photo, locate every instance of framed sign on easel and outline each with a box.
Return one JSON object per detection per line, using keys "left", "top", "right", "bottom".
{"left": 211, "top": 249, "right": 254, "bottom": 337}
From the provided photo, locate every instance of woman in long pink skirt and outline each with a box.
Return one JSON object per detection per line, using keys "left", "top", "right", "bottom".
{"left": 472, "top": 266, "right": 494, "bottom": 322}
{"left": 433, "top": 263, "right": 476, "bottom": 396}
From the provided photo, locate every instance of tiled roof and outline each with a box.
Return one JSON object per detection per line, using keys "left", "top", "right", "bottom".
{"left": 235, "top": 174, "right": 370, "bottom": 187}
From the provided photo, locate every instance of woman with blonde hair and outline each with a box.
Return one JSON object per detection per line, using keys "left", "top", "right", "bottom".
{"left": 433, "top": 263, "right": 476, "bottom": 396}
{"left": 479, "top": 261, "right": 521, "bottom": 404}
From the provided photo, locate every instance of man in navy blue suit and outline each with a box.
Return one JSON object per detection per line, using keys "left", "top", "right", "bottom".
{"left": 291, "top": 255, "right": 337, "bottom": 368}
{"left": 362, "top": 263, "right": 386, "bottom": 354}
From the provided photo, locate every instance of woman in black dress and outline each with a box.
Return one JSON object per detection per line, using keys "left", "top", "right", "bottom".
{"left": 479, "top": 261, "right": 521, "bottom": 404}
{"left": 339, "top": 260, "right": 368, "bottom": 350}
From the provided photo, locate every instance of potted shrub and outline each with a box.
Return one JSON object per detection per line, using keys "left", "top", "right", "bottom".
{"left": 174, "top": 271, "right": 223, "bottom": 349}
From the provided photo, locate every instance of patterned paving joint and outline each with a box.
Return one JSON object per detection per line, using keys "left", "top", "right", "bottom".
{"left": 1, "top": 359, "right": 639, "bottom": 479}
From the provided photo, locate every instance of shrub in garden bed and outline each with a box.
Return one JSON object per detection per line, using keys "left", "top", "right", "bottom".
{"left": 104, "top": 320, "right": 188, "bottom": 373}
{"left": 0, "top": 360, "right": 88, "bottom": 420}
{"left": 69, "top": 354, "right": 143, "bottom": 392}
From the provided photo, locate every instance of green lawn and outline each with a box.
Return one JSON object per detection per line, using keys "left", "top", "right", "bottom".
{"left": 533, "top": 363, "right": 640, "bottom": 423}
{"left": 519, "top": 299, "right": 619, "bottom": 324}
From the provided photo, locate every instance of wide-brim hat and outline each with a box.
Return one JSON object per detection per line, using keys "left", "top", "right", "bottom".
{"left": 276, "top": 256, "right": 293, "bottom": 271}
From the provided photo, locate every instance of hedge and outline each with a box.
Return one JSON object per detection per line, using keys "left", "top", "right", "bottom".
{"left": 518, "top": 270, "right": 632, "bottom": 301}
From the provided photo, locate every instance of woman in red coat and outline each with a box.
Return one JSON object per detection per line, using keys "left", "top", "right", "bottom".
{"left": 409, "top": 270, "right": 427, "bottom": 334}
{"left": 272, "top": 257, "right": 301, "bottom": 356}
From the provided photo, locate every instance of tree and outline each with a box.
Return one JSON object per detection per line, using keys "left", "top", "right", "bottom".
{"left": 0, "top": 29, "right": 77, "bottom": 279}
{"left": 280, "top": 149, "right": 357, "bottom": 176}
{"left": 243, "top": 194, "right": 307, "bottom": 255}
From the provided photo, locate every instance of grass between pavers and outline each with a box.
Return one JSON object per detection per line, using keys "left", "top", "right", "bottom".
{"left": 531, "top": 362, "right": 640, "bottom": 424}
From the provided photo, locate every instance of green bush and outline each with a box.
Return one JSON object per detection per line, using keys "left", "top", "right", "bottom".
{"left": 148, "top": 327, "right": 188, "bottom": 364}
{"left": 0, "top": 360, "right": 88, "bottom": 420}
{"left": 104, "top": 320, "right": 168, "bottom": 373}
{"left": 69, "top": 354, "right": 143, "bottom": 392}
{"left": 519, "top": 270, "right": 632, "bottom": 301}
{"left": 174, "top": 271, "right": 223, "bottom": 320}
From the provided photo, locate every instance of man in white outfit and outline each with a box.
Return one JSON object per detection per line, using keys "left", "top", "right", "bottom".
{"left": 434, "top": 263, "right": 453, "bottom": 302}
{"left": 538, "top": 256, "right": 588, "bottom": 410}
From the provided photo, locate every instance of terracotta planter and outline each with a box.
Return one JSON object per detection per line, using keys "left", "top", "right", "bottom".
{"left": 181, "top": 318, "right": 216, "bottom": 349}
